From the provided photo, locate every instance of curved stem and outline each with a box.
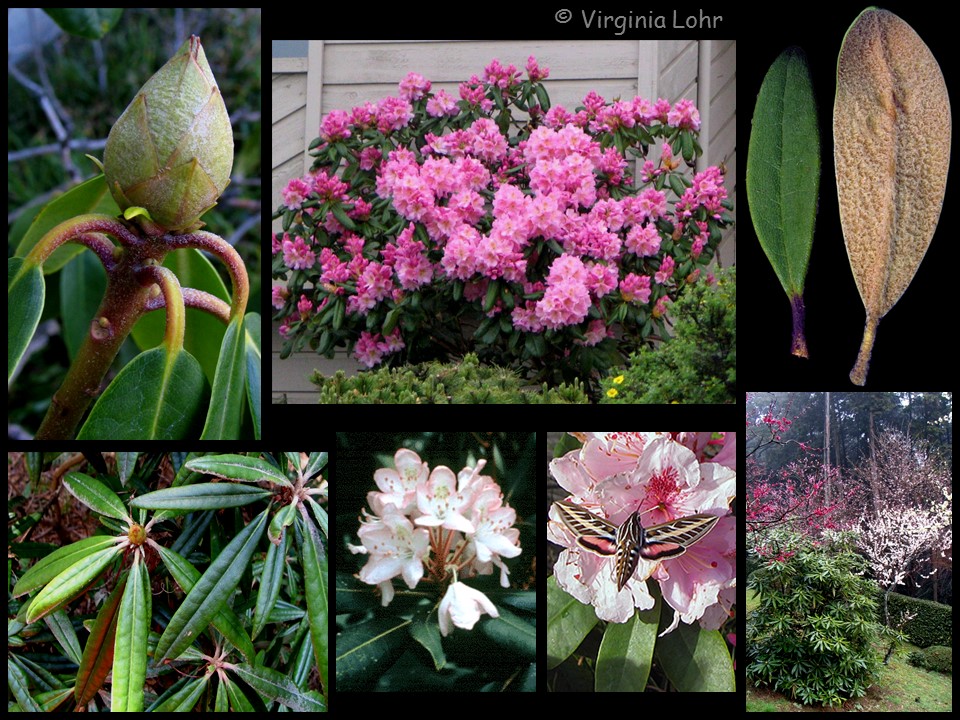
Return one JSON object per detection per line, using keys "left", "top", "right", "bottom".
{"left": 73, "top": 233, "right": 121, "bottom": 272}
{"left": 144, "top": 287, "right": 232, "bottom": 325}
{"left": 162, "top": 231, "right": 249, "bottom": 319}
{"left": 35, "top": 231, "right": 167, "bottom": 440}
{"left": 136, "top": 264, "right": 186, "bottom": 352}
{"left": 24, "top": 214, "right": 141, "bottom": 266}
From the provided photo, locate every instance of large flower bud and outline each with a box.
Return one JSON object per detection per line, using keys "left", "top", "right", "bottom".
{"left": 103, "top": 36, "right": 233, "bottom": 232}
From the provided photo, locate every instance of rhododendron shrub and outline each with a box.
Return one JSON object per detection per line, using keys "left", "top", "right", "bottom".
{"left": 272, "top": 57, "right": 733, "bottom": 382}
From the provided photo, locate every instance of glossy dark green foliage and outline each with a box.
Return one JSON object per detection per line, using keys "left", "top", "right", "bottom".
{"left": 7, "top": 451, "right": 328, "bottom": 712}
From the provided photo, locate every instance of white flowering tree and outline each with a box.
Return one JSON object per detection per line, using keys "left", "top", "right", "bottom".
{"left": 852, "top": 431, "right": 951, "bottom": 635}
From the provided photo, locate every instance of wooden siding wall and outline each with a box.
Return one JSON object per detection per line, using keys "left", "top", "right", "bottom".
{"left": 272, "top": 40, "right": 736, "bottom": 403}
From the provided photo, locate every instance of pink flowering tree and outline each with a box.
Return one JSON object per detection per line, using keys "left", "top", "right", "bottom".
{"left": 547, "top": 432, "right": 736, "bottom": 691}
{"left": 337, "top": 433, "right": 535, "bottom": 690}
{"left": 273, "top": 57, "right": 733, "bottom": 385}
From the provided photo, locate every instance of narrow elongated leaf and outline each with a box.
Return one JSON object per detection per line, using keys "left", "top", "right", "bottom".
{"left": 44, "top": 610, "right": 83, "bottom": 665}
{"left": 747, "top": 46, "right": 820, "bottom": 358}
{"left": 252, "top": 531, "right": 288, "bottom": 639}
{"left": 201, "top": 316, "right": 246, "bottom": 439}
{"left": 155, "top": 510, "right": 268, "bottom": 663}
{"left": 150, "top": 675, "right": 208, "bottom": 712}
{"left": 63, "top": 472, "right": 129, "bottom": 521}
{"left": 117, "top": 452, "right": 138, "bottom": 486}
{"left": 298, "top": 514, "right": 329, "bottom": 694}
{"left": 834, "top": 8, "right": 951, "bottom": 385}
{"left": 244, "top": 312, "right": 261, "bottom": 439}
{"left": 111, "top": 555, "right": 150, "bottom": 712}
{"left": 77, "top": 346, "right": 207, "bottom": 439}
{"left": 186, "top": 454, "right": 292, "bottom": 487}
{"left": 26, "top": 545, "right": 122, "bottom": 623}
{"left": 14, "top": 536, "right": 118, "bottom": 597}
{"left": 130, "top": 482, "right": 272, "bottom": 511}
{"left": 8, "top": 256, "right": 45, "bottom": 381}
{"left": 75, "top": 573, "right": 127, "bottom": 707}
{"left": 229, "top": 663, "right": 326, "bottom": 712}
{"left": 155, "top": 545, "right": 255, "bottom": 664}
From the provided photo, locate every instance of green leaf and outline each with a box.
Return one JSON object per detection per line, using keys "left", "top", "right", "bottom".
{"left": 77, "top": 346, "right": 208, "bottom": 439}
{"left": 747, "top": 47, "right": 820, "bottom": 358}
{"left": 546, "top": 575, "right": 598, "bottom": 669}
{"left": 44, "top": 609, "right": 83, "bottom": 665}
{"left": 480, "top": 605, "right": 536, "bottom": 660}
{"left": 129, "top": 482, "right": 272, "bottom": 511}
{"left": 63, "top": 472, "right": 129, "bottom": 522}
{"left": 336, "top": 617, "right": 410, "bottom": 691}
{"left": 409, "top": 608, "right": 446, "bottom": 670}
{"left": 155, "top": 545, "right": 255, "bottom": 664}
{"left": 201, "top": 316, "right": 246, "bottom": 439}
{"left": 186, "top": 454, "right": 292, "bottom": 487}
{"left": 154, "top": 509, "right": 268, "bottom": 663}
{"left": 298, "top": 514, "right": 329, "bottom": 694}
{"left": 8, "top": 257, "right": 45, "bottom": 381}
{"left": 75, "top": 573, "right": 127, "bottom": 707}
{"left": 656, "top": 625, "right": 735, "bottom": 692}
{"left": 595, "top": 610, "right": 658, "bottom": 691}
{"left": 13, "top": 536, "right": 118, "bottom": 598}
{"left": 26, "top": 544, "right": 122, "bottom": 623}
{"left": 243, "top": 313, "right": 261, "bottom": 439}
{"left": 252, "top": 530, "right": 288, "bottom": 640}
{"left": 229, "top": 663, "right": 326, "bottom": 712}
{"left": 43, "top": 8, "right": 123, "bottom": 38}
{"left": 14, "top": 175, "right": 118, "bottom": 274}
{"left": 150, "top": 675, "right": 208, "bottom": 712}
{"left": 111, "top": 555, "right": 150, "bottom": 712}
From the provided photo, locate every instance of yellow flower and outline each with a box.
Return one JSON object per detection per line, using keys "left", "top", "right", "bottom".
{"left": 606, "top": 388, "right": 618, "bottom": 398}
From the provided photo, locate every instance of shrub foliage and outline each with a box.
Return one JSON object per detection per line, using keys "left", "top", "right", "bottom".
{"left": 747, "top": 530, "right": 884, "bottom": 707}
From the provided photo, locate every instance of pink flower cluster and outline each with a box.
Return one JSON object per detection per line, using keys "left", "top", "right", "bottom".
{"left": 348, "top": 449, "right": 522, "bottom": 616}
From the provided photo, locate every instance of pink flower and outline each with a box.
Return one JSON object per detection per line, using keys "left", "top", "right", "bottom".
{"left": 625, "top": 223, "right": 662, "bottom": 257}
{"left": 352, "top": 506, "right": 430, "bottom": 601}
{"left": 667, "top": 98, "right": 701, "bottom": 131}
{"left": 271, "top": 285, "right": 289, "bottom": 310}
{"left": 438, "top": 582, "right": 499, "bottom": 636}
{"left": 320, "top": 109, "right": 352, "bottom": 142}
{"left": 483, "top": 58, "right": 519, "bottom": 90}
{"left": 547, "top": 434, "right": 735, "bottom": 627}
{"left": 525, "top": 55, "right": 549, "bottom": 82}
{"left": 398, "top": 72, "right": 431, "bottom": 101}
{"left": 620, "top": 273, "right": 652, "bottom": 304}
{"left": 655, "top": 255, "right": 676, "bottom": 285}
{"left": 282, "top": 236, "right": 315, "bottom": 270}
{"left": 535, "top": 254, "right": 591, "bottom": 329}
{"left": 282, "top": 177, "right": 311, "bottom": 210}
{"left": 372, "top": 448, "right": 428, "bottom": 514}
{"left": 376, "top": 96, "right": 414, "bottom": 133}
{"left": 415, "top": 465, "right": 476, "bottom": 533}
{"left": 426, "top": 88, "right": 458, "bottom": 117}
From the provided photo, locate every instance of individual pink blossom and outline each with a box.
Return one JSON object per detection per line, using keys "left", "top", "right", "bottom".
{"left": 372, "top": 448, "right": 428, "bottom": 513}
{"left": 398, "top": 72, "right": 431, "bottom": 101}
{"left": 359, "top": 146, "right": 382, "bottom": 171}
{"left": 282, "top": 177, "right": 311, "bottom": 210}
{"left": 667, "top": 98, "right": 701, "bottom": 131}
{"left": 535, "top": 254, "right": 591, "bottom": 329}
{"left": 620, "top": 273, "right": 652, "bottom": 304}
{"left": 655, "top": 255, "right": 676, "bottom": 284}
{"left": 415, "top": 465, "right": 476, "bottom": 534}
{"left": 351, "top": 506, "right": 430, "bottom": 603}
{"left": 297, "top": 294, "right": 313, "bottom": 319}
{"left": 483, "top": 58, "right": 519, "bottom": 90}
{"left": 282, "top": 236, "right": 315, "bottom": 270}
{"left": 525, "top": 55, "right": 549, "bottom": 82}
{"left": 438, "top": 582, "right": 499, "bottom": 636}
{"left": 320, "top": 109, "right": 352, "bottom": 142}
{"left": 625, "top": 223, "right": 662, "bottom": 257}
{"left": 353, "top": 331, "right": 386, "bottom": 367}
{"left": 426, "top": 88, "right": 459, "bottom": 117}
{"left": 271, "top": 285, "right": 289, "bottom": 310}
{"left": 376, "top": 95, "right": 414, "bottom": 133}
